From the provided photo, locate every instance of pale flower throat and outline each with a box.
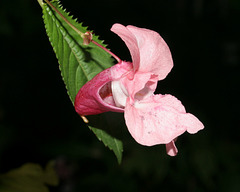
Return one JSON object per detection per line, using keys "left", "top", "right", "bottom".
{"left": 111, "top": 80, "right": 128, "bottom": 108}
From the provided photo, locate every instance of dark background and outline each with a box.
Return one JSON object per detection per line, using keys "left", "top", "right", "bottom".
{"left": 0, "top": 0, "right": 239, "bottom": 191}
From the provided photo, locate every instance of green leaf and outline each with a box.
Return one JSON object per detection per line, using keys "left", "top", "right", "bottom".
{"left": 90, "top": 126, "right": 123, "bottom": 164}
{"left": 41, "top": 0, "right": 123, "bottom": 163}
{"left": 0, "top": 162, "right": 59, "bottom": 192}
{"left": 42, "top": 0, "right": 114, "bottom": 103}
{"left": 88, "top": 113, "right": 124, "bottom": 164}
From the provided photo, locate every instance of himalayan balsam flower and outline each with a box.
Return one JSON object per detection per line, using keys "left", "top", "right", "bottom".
{"left": 75, "top": 23, "right": 204, "bottom": 156}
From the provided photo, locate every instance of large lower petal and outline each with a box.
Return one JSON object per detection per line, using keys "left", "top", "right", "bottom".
{"left": 111, "top": 24, "right": 173, "bottom": 80}
{"left": 124, "top": 94, "right": 204, "bottom": 146}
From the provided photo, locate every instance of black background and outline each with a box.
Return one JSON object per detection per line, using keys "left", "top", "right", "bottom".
{"left": 0, "top": 0, "right": 239, "bottom": 191}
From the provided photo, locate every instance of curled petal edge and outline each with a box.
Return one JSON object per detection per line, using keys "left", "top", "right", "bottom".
{"left": 111, "top": 23, "right": 173, "bottom": 80}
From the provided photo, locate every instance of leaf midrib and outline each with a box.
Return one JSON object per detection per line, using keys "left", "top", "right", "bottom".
{"left": 46, "top": 5, "right": 90, "bottom": 83}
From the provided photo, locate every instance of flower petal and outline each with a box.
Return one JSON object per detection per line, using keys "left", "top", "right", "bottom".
{"left": 111, "top": 80, "right": 128, "bottom": 108}
{"left": 111, "top": 23, "right": 173, "bottom": 80}
{"left": 124, "top": 94, "right": 204, "bottom": 146}
{"left": 166, "top": 140, "right": 178, "bottom": 156}
{"left": 111, "top": 61, "right": 157, "bottom": 106}
{"left": 120, "top": 72, "right": 156, "bottom": 103}
{"left": 74, "top": 66, "right": 124, "bottom": 116}
{"left": 111, "top": 24, "right": 140, "bottom": 71}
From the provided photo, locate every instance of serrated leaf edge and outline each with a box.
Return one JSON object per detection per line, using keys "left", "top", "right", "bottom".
{"left": 89, "top": 127, "right": 123, "bottom": 164}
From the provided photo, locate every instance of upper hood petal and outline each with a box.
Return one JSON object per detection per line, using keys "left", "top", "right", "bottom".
{"left": 111, "top": 23, "right": 173, "bottom": 80}
{"left": 110, "top": 24, "right": 140, "bottom": 72}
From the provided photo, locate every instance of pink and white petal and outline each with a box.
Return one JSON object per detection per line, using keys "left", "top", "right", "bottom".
{"left": 126, "top": 25, "right": 173, "bottom": 80}
{"left": 111, "top": 24, "right": 140, "bottom": 71}
{"left": 124, "top": 94, "right": 204, "bottom": 146}
{"left": 120, "top": 72, "right": 155, "bottom": 103}
{"left": 111, "top": 80, "right": 129, "bottom": 108}
{"left": 166, "top": 140, "right": 178, "bottom": 156}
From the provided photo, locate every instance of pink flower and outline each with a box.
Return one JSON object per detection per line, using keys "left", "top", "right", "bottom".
{"left": 75, "top": 23, "right": 204, "bottom": 156}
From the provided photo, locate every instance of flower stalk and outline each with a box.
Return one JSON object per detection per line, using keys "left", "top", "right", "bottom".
{"left": 44, "top": 0, "right": 121, "bottom": 63}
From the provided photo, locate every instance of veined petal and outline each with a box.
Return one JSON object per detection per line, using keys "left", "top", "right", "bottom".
{"left": 124, "top": 94, "right": 204, "bottom": 146}
{"left": 111, "top": 23, "right": 173, "bottom": 80}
